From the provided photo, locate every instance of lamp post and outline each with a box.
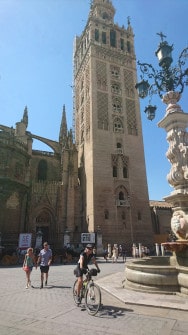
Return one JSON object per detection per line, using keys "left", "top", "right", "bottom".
{"left": 135, "top": 32, "right": 188, "bottom": 121}
{"left": 127, "top": 196, "right": 134, "bottom": 244}
{"left": 96, "top": 225, "right": 103, "bottom": 256}
{"left": 135, "top": 32, "right": 188, "bottom": 244}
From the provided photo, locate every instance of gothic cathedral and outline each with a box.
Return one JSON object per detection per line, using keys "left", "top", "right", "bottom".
{"left": 0, "top": 0, "right": 153, "bottom": 253}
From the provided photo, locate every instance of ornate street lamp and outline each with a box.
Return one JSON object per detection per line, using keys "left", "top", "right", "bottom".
{"left": 127, "top": 33, "right": 188, "bottom": 294}
{"left": 135, "top": 32, "right": 188, "bottom": 249}
{"left": 135, "top": 32, "right": 188, "bottom": 120}
{"left": 144, "top": 105, "right": 157, "bottom": 121}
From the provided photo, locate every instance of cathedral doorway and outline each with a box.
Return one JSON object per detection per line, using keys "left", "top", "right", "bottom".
{"left": 35, "top": 210, "right": 53, "bottom": 245}
{"left": 36, "top": 226, "right": 49, "bottom": 244}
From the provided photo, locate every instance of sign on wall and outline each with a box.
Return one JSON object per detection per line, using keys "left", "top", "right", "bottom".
{"left": 19, "top": 233, "right": 32, "bottom": 249}
{"left": 81, "top": 233, "right": 95, "bottom": 244}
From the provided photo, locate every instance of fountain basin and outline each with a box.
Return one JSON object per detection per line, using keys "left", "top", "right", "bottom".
{"left": 177, "top": 266, "right": 188, "bottom": 295}
{"left": 124, "top": 256, "right": 179, "bottom": 294}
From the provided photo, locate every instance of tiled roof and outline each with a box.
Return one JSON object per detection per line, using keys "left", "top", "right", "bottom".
{"left": 149, "top": 200, "right": 173, "bottom": 209}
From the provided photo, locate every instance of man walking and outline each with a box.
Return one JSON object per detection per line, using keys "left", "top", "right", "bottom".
{"left": 37, "top": 242, "right": 52, "bottom": 289}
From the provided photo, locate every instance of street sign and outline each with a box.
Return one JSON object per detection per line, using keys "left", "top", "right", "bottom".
{"left": 19, "top": 233, "right": 32, "bottom": 249}
{"left": 81, "top": 233, "right": 95, "bottom": 244}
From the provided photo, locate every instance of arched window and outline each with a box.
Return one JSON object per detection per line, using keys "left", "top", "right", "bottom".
{"left": 119, "top": 191, "right": 124, "bottom": 200}
{"left": 113, "top": 118, "right": 123, "bottom": 132}
{"left": 111, "top": 66, "right": 120, "bottom": 78}
{"left": 138, "top": 211, "right": 142, "bottom": 221}
{"left": 116, "top": 142, "right": 123, "bottom": 154}
{"left": 123, "top": 167, "right": 128, "bottom": 178}
{"left": 127, "top": 41, "right": 131, "bottom": 53}
{"left": 102, "top": 31, "right": 106, "bottom": 44}
{"left": 37, "top": 160, "right": 47, "bottom": 181}
{"left": 111, "top": 83, "right": 121, "bottom": 94}
{"left": 120, "top": 38, "right": 124, "bottom": 51}
{"left": 95, "top": 29, "right": 99, "bottom": 42}
{"left": 110, "top": 30, "right": 116, "bottom": 47}
{"left": 113, "top": 166, "right": 117, "bottom": 177}
{"left": 104, "top": 209, "right": 109, "bottom": 219}
{"left": 112, "top": 98, "right": 122, "bottom": 112}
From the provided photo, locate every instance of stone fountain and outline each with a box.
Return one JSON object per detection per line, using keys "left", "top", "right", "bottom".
{"left": 124, "top": 91, "right": 188, "bottom": 295}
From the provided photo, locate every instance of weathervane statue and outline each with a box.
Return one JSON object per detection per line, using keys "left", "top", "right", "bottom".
{"left": 135, "top": 33, "right": 188, "bottom": 243}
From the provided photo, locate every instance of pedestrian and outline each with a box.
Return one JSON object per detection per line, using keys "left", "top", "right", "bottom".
{"left": 74, "top": 244, "right": 100, "bottom": 304}
{"left": 103, "top": 248, "right": 108, "bottom": 262}
{"left": 118, "top": 244, "right": 122, "bottom": 257}
{"left": 112, "top": 245, "right": 118, "bottom": 263}
{"left": 23, "top": 247, "right": 37, "bottom": 289}
{"left": 121, "top": 244, "right": 126, "bottom": 263}
{"left": 93, "top": 246, "right": 97, "bottom": 257}
{"left": 37, "top": 242, "right": 52, "bottom": 289}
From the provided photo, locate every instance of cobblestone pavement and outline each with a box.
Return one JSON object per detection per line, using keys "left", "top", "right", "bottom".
{"left": 0, "top": 258, "right": 188, "bottom": 335}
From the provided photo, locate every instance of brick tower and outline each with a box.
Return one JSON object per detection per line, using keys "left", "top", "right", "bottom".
{"left": 73, "top": 0, "right": 153, "bottom": 249}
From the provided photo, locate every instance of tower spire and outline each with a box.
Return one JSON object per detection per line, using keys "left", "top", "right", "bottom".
{"left": 59, "top": 105, "right": 68, "bottom": 146}
{"left": 89, "top": 0, "right": 115, "bottom": 23}
{"left": 21, "top": 106, "right": 28, "bottom": 128}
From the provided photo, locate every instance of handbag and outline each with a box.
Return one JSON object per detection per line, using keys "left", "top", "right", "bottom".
{"left": 23, "top": 266, "right": 30, "bottom": 272}
{"left": 23, "top": 254, "right": 30, "bottom": 272}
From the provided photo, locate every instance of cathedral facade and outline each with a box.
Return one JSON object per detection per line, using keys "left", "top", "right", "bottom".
{"left": 0, "top": 106, "right": 82, "bottom": 251}
{"left": 0, "top": 0, "right": 154, "bottom": 252}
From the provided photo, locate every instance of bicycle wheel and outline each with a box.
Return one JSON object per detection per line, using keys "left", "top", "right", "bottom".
{"left": 85, "top": 282, "right": 101, "bottom": 316}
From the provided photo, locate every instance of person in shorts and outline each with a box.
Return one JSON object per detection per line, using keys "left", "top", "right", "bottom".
{"left": 37, "top": 242, "right": 52, "bottom": 289}
{"left": 75, "top": 244, "right": 100, "bottom": 303}
{"left": 23, "top": 247, "right": 37, "bottom": 289}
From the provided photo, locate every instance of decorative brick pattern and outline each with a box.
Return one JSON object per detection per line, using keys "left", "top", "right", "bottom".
{"left": 126, "top": 98, "right": 138, "bottom": 135}
{"left": 124, "top": 69, "right": 135, "bottom": 98}
{"left": 96, "top": 60, "right": 108, "bottom": 91}
{"left": 97, "top": 91, "right": 109, "bottom": 130}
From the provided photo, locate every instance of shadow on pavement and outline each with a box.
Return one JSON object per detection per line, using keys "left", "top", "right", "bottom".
{"left": 97, "top": 304, "right": 133, "bottom": 318}
{"left": 28, "top": 285, "right": 72, "bottom": 289}
{"left": 76, "top": 303, "right": 133, "bottom": 318}
{"left": 46, "top": 285, "right": 72, "bottom": 289}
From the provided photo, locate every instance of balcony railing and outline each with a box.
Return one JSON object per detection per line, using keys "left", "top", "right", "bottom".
{"left": 116, "top": 199, "right": 130, "bottom": 207}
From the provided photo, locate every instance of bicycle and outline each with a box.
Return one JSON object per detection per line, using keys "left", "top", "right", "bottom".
{"left": 73, "top": 268, "right": 101, "bottom": 316}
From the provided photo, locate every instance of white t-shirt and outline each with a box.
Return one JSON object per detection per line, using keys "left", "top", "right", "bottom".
{"left": 39, "top": 248, "right": 52, "bottom": 266}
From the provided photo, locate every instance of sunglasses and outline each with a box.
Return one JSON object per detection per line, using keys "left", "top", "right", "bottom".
{"left": 87, "top": 247, "right": 93, "bottom": 250}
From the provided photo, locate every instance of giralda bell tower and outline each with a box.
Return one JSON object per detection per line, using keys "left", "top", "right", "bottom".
{"left": 73, "top": 0, "right": 153, "bottom": 249}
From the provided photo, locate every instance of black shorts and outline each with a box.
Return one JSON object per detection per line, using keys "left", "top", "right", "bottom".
{"left": 40, "top": 265, "right": 49, "bottom": 273}
{"left": 74, "top": 265, "right": 87, "bottom": 277}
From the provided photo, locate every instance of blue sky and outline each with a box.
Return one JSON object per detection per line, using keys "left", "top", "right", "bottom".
{"left": 0, "top": 0, "right": 188, "bottom": 201}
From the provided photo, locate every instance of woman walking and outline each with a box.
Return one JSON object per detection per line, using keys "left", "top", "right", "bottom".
{"left": 23, "top": 248, "right": 36, "bottom": 289}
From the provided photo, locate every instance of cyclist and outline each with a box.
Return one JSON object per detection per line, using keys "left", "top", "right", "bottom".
{"left": 75, "top": 243, "right": 100, "bottom": 303}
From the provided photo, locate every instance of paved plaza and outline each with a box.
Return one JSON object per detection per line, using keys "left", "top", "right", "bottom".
{"left": 0, "top": 258, "right": 188, "bottom": 335}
